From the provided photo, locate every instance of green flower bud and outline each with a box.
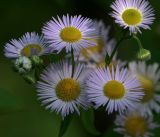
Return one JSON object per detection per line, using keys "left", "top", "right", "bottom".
{"left": 14, "top": 56, "right": 32, "bottom": 74}
{"left": 137, "top": 48, "right": 151, "bottom": 61}
{"left": 31, "top": 55, "right": 43, "bottom": 66}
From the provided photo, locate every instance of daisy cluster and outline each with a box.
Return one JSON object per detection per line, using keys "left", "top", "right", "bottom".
{"left": 4, "top": 0, "right": 159, "bottom": 137}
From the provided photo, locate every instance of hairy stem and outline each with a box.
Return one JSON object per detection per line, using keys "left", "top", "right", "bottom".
{"left": 133, "top": 35, "right": 143, "bottom": 49}
{"left": 106, "top": 33, "right": 131, "bottom": 65}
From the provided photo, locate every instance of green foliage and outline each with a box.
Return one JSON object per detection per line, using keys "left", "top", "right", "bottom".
{"left": 81, "top": 109, "right": 101, "bottom": 136}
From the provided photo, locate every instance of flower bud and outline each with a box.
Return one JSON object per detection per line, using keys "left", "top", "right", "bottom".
{"left": 31, "top": 55, "right": 43, "bottom": 66}
{"left": 137, "top": 48, "right": 151, "bottom": 61}
{"left": 14, "top": 56, "right": 32, "bottom": 74}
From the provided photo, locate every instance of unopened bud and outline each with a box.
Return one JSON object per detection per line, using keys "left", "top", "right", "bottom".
{"left": 14, "top": 56, "right": 32, "bottom": 74}
{"left": 137, "top": 48, "right": 151, "bottom": 61}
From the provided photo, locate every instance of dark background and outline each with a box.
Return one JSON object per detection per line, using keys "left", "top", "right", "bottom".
{"left": 0, "top": 0, "right": 160, "bottom": 137}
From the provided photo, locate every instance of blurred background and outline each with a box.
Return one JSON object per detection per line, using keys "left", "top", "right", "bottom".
{"left": 0, "top": 0, "right": 160, "bottom": 137}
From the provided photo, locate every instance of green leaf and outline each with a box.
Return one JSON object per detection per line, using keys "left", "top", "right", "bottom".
{"left": 58, "top": 114, "right": 73, "bottom": 137}
{"left": 81, "top": 108, "right": 101, "bottom": 136}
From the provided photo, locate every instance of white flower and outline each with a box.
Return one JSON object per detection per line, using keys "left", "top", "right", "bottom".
{"left": 42, "top": 14, "right": 98, "bottom": 53}
{"left": 129, "top": 62, "right": 160, "bottom": 116}
{"left": 86, "top": 65, "right": 143, "bottom": 114}
{"left": 4, "top": 32, "right": 51, "bottom": 58}
{"left": 110, "top": 0, "right": 155, "bottom": 34}
{"left": 37, "top": 61, "right": 89, "bottom": 118}
{"left": 114, "top": 110, "right": 159, "bottom": 137}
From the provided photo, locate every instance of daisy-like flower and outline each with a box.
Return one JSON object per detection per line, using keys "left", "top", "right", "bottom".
{"left": 4, "top": 32, "right": 51, "bottom": 58}
{"left": 114, "top": 110, "right": 159, "bottom": 137}
{"left": 42, "top": 14, "right": 97, "bottom": 53}
{"left": 110, "top": 0, "right": 155, "bottom": 34}
{"left": 37, "top": 61, "right": 89, "bottom": 118}
{"left": 129, "top": 62, "right": 160, "bottom": 116}
{"left": 86, "top": 65, "right": 143, "bottom": 114}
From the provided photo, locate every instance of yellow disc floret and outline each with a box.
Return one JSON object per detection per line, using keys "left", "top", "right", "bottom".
{"left": 56, "top": 78, "right": 80, "bottom": 102}
{"left": 138, "top": 75, "right": 154, "bottom": 102}
{"left": 122, "top": 8, "right": 142, "bottom": 25}
{"left": 103, "top": 80, "right": 125, "bottom": 99}
{"left": 21, "top": 44, "right": 42, "bottom": 57}
{"left": 60, "top": 27, "right": 82, "bottom": 42}
{"left": 125, "top": 115, "right": 148, "bottom": 137}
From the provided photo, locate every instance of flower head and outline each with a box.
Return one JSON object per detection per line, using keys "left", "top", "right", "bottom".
{"left": 42, "top": 14, "right": 97, "bottom": 53}
{"left": 110, "top": 0, "right": 155, "bottom": 34}
{"left": 86, "top": 65, "right": 143, "bottom": 114}
{"left": 4, "top": 32, "right": 51, "bottom": 58}
{"left": 37, "top": 61, "right": 89, "bottom": 118}
{"left": 114, "top": 110, "right": 159, "bottom": 137}
{"left": 129, "top": 62, "right": 160, "bottom": 116}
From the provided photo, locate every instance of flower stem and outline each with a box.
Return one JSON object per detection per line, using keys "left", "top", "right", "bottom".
{"left": 106, "top": 32, "right": 131, "bottom": 65}
{"left": 107, "top": 38, "right": 125, "bottom": 64}
{"left": 133, "top": 35, "right": 143, "bottom": 49}
{"left": 71, "top": 48, "right": 75, "bottom": 78}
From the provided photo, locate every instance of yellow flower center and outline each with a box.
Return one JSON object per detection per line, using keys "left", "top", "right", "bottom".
{"left": 60, "top": 27, "right": 82, "bottom": 42}
{"left": 122, "top": 8, "right": 142, "bottom": 25}
{"left": 21, "top": 44, "right": 42, "bottom": 57}
{"left": 138, "top": 75, "right": 154, "bottom": 102}
{"left": 55, "top": 78, "right": 80, "bottom": 102}
{"left": 125, "top": 116, "right": 148, "bottom": 137}
{"left": 103, "top": 80, "right": 125, "bottom": 99}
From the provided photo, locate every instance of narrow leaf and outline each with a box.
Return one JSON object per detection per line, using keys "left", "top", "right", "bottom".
{"left": 81, "top": 109, "right": 101, "bottom": 136}
{"left": 58, "top": 114, "right": 73, "bottom": 137}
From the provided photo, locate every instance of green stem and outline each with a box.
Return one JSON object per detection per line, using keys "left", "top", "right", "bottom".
{"left": 133, "top": 35, "right": 143, "bottom": 49}
{"left": 107, "top": 38, "right": 124, "bottom": 64}
{"left": 106, "top": 35, "right": 131, "bottom": 65}
{"left": 71, "top": 48, "right": 75, "bottom": 78}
